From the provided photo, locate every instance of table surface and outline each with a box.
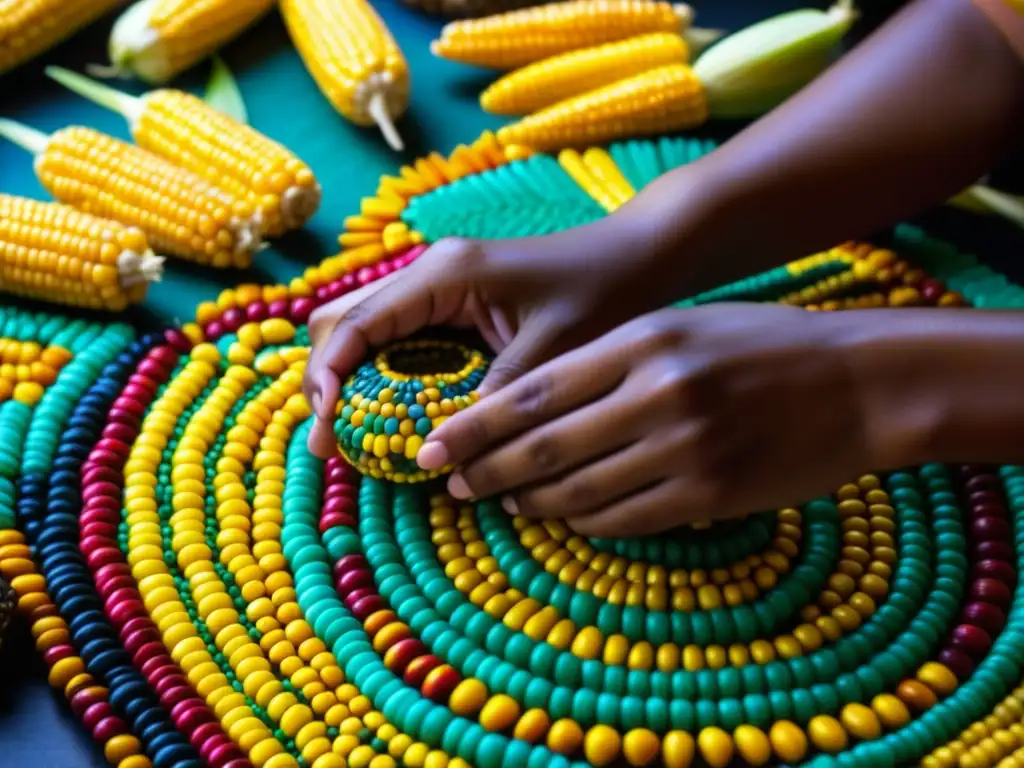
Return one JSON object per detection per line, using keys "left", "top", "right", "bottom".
{"left": 1, "top": 0, "right": 1023, "bottom": 764}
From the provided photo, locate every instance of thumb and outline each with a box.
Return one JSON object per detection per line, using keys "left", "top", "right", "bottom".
{"left": 477, "top": 310, "right": 567, "bottom": 397}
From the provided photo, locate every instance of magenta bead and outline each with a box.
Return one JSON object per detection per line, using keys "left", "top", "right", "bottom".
{"left": 971, "top": 578, "right": 1013, "bottom": 607}
{"left": 43, "top": 645, "right": 73, "bottom": 666}
{"left": 164, "top": 329, "right": 192, "bottom": 353}
{"left": 342, "top": 586, "right": 375, "bottom": 608}
{"left": 92, "top": 716, "right": 126, "bottom": 743}
{"left": 356, "top": 267, "right": 376, "bottom": 285}
{"left": 86, "top": 547, "right": 121, "bottom": 569}
{"left": 268, "top": 299, "right": 289, "bottom": 318}
{"left": 246, "top": 302, "right": 269, "bottom": 322}
{"left": 109, "top": 600, "right": 145, "bottom": 625}
{"left": 221, "top": 758, "right": 253, "bottom": 768}
{"left": 334, "top": 554, "right": 367, "bottom": 575}
{"left": 205, "top": 320, "right": 225, "bottom": 339}
{"left": 82, "top": 701, "right": 114, "bottom": 730}
{"left": 351, "top": 594, "right": 385, "bottom": 618}
{"left": 290, "top": 297, "right": 315, "bottom": 323}
{"left": 338, "top": 569, "right": 373, "bottom": 592}
{"left": 94, "top": 563, "right": 130, "bottom": 586}
{"left": 938, "top": 647, "right": 975, "bottom": 679}
{"left": 951, "top": 623, "right": 993, "bottom": 656}
{"left": 161, "top": 685, "right": 193, "bottom": 709}
{"left": 123, "top": 628, "right": 158, "bottom": 654}
{"left": 221, "top": 307, "right": 245, "bottom": 330}
{"left": 375, "top": 261, "right": 393, "bottom": 278}
{"left": 961, "top": 601, "right": 1006, "bottom": 635}
{"left": 70, "top": 688, "right": 106, "bottom": 717}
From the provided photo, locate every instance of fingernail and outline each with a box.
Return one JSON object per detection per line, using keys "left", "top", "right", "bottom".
{"left": 416, "top": 441, "right": 449, "bottom": 470}
{"left": 447, "top": 473, "right": 473, "bottom": 500}
{"left": 501, "top": 496, "right": 519, "bottom": 515}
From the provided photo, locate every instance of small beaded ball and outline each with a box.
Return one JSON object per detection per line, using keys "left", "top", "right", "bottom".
{"left": 334, "top": 339, "right": 489, "bottom": 482}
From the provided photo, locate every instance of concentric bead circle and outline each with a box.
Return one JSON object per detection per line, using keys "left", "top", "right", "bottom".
{"left": 2, "top": 136, "right": 1024, "bottom": 768}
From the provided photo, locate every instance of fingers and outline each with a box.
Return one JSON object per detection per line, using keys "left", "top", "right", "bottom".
{"left": 448, "top": 389, "right": 646, "bottom": 501}
{"left": 418, "top": 332, "right": 632, "bottom": 474}
{"left": 476, "top": 308, "right": 568, "bottom": 397}
{"left": 504, "top": 436, "right": 668, "bottom": 519}
{"left": 564, "top": 480, "right": 689, "bottom": 538}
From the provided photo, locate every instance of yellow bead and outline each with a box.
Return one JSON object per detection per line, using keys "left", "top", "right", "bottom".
{"left": 872, "top": 693, "right": 911, "bottom": 729}
{"left": 769, "top": 721, "right": 808, "bottom": 763}
{"left": 546, "top": 719, "right": 584, "bottom": 754}
{"left": 662, "top": 731, "right": 696, "bottom": 768}
{"left": 733, "top": 725, "right": 771, "bottom": 766}
{"left": 584, "top": 725, "right": 622, "bottom": 767}
{"left": 104, "top": 735, "right": 143, "bottom": 763}
{"left": 513, "top": 709, "right": 551, "bottom": 744}
{"left": 623, "top": 728, "right": 660, "bottom": 766}
{"left": 697, "top": 727, "right": 733, "bottom": 768}
{"left": 918, "top": 662, "right": 959, "bottom": 696}
{"left": 841, "top": 702, "right": 882, "bottom": 741}
{"left": 479, "top": 694, "right": 520, "bottom": 732}
{"left": 449, "top": 679, "right": 488, "bottom": 716}
{"left": 808, "top": 715, "right": 848, "bottom": 753}
{"left": 571, "top": 626, "right": 603, "bottom": 659}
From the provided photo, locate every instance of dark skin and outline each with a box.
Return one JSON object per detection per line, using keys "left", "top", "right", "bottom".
{"left": 304, "top": 0, "right": 1024, "bottom": 536}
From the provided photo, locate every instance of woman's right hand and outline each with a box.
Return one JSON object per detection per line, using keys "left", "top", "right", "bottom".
{"left": 303, "top": 216, "right": 682, "bottom": 459}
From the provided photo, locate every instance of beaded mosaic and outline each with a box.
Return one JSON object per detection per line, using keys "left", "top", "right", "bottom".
{"left": 2, "top": 134, "right": 1024, "bottom": 768}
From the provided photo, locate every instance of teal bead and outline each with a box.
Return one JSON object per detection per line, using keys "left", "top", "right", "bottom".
{"left": 477, "top": 733, "right": 510, "bottom": 768}
{"left": 694, "top": 699, "right": 717, "bottom": 729}
{"left": 669, "top": 699, "right": 695, "bottom": 730}
{"left": 573, "top": 689, "right": 598, "bottom": 724}
{"left": 549, "top": 687, "right": 573, "bottom": 719}
{"left": 553, "top": 654, "right": 582, "bottom": 687}
{"left": 742, "top": 694, "right": 772, "bottom": 728}
{"left": 625, "top": 670, "right": 649, "bottom": 698}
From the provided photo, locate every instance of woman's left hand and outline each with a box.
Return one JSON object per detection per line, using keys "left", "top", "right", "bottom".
{"left": 416, "top": 303, "right": 911, "bottom": 536}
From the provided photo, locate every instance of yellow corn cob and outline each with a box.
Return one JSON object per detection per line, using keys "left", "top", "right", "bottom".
{"left": 432, "top": 0, "right": 694, "bottom": 70}
{"left": 102, "top": 0, "right": 276, "bottom": 84}
{"left": 0, "top": 119, "right": 262, "bottom": 269}
{"left": 46, "top": 68, "right": 322, "bottom": 237}
{"left": 280, "top": 0, "right": 410, "bottom": 151}
{"left": 496, "top": 64, "right": 706, "bottom": 151}
{"left": 481, "top": 33, "right": 690, "bottom": 115}
{"left": 0, "top": 195, "right": 162, "bottom": 311}
{"left": 0, "top": 0, "right": 125, "bottom": 74}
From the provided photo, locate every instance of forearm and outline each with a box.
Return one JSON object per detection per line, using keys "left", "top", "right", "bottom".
{"left": 844, "top": 309, "right": 1024, "bottom": 468}
{"left": 619, "top": 0, "right": 1024, "bottom": 294}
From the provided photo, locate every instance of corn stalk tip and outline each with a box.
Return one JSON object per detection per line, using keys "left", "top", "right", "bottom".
{"left": 0, "top": 118, "right": 50, "bottom": 155}
{"left": 368, "top": 92, "right": 405, "bottom": 152}
{"left": 672, "top": 3, "right": 695, "bottom": 26}
{"left": 45, "top": 66, "right": 144, "bottom": 124}
{"left": 830, "top": 0, "right": 859, "bottom": 21}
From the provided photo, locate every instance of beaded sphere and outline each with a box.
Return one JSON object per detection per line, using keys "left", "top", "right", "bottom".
{"left": 334, "top": 339, "right": 489, "bottom": 482}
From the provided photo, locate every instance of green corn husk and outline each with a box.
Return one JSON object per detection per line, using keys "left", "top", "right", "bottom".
{"left": 948, "top": 185, "right": 1024, "bottom": 229}
{"left": 693, "top": 0, "right": 858, "bottom": 119}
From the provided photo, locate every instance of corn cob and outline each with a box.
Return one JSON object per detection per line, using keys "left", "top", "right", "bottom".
{"left": 280, "top": 0, "right": 410, "bottom": 151}
{"left": 0, "top": 119, "right": 261, "bottom": 269}
{"left": 481, "top": 33, "right": 691, "bottom": 115}
{"left": 0, "top": 195, "right": 162, "bottom": 311}
{"left": 432, "top": 0, "right": 694, "bottom": 70}
{"left": 46, "top": 68, "right": 321, "bottom": 236}
{"left": 496, "top": 64, "right": 706, "bottom": 150}
{"left": 0, "top": 0, "right": 125, "bottom": 74}
{"left": 496, "top": 1, "right": 857, "bottom": 151}
{"left": 100, "top": 0, "right": 275, "bottom": 84}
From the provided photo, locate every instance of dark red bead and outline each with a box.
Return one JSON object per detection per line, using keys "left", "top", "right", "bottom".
{"left": 142, "top": 657, "right": 177, "bottom": 682}
{"left": 319, "top": 512, "right": 355, "bottom": 531}
{"left": 86, "top": 547, "right": 122, "bottom": 569}
{"left": 338, "top": 569, "right": 373, "bottom": 592}
{"left": 268, "top": 299, "right": 289, "bottom": 318}
{"left": 220, "top": 757, "right": 252, "bottom": 768}
{"left": 222, "top": 308, "right": 245, "bottom": 330}
{"left": 161, "top": 685, "right": 192, "bottom": 709}
{"left": 919, "top": 278, "right": 945, "bottom": 303}
{"left": 333, "top": 555, "right": 367, "bottom": 575}
{"left": 351, "top": 594, "right": 385, "bottom": 619}
{"left": 951, "top": 623, "right": 993, "bottom": 656}
{"left": 123, "top": 628, "right": 159, "bottom": 654}
{"left": 342, "top": 586, "right": 375, "bottom": 607}
{"left": 172, "top": 699, "right": 212, "bottom": 728}
{"left": 103, "top": 586, "right": 138, "bottom": 608}
{"left": 384, "top": 638, "right": 426, "bottom": 674}
{"left": 202, "top": 736, "right": 233, "bottom": 763}
{"left": 81, "top": 521, "right": 118, "bottom": 540}
{"left": 137, "top": 359, "right": 168, "bottom": 380}
{"left": 80, "top": 535, "right": 112, "bottom": 557}
{"left": 961, "top": 601, "right": 1006, "bottom": 635}
{"left": 246, "top": 302, "right": 268, "bottom": 323}
{"left": 403, "top": 654, "right": 440, "bottom": 687}
{"left": 82, "top": 701, "right": 114, "bottom": 730}
{"left": 92, "top": 716, "right": 125, "bottom": 743}
{"left": 83, "top": 496, "right": 121, "bottom": 515}
{"left": 94, "top": 563, "right": 130, "bottom": 586}
{"left": 938, "top": 647, "right": 975, "bottom": 679}
{"left": 191, "top": 722, "right": 223, "bottom": 749}
{"left": 120, "top": 617, "right": 152, "bottom": 639}
{"left": 87, "top": 448, "right": 121, "bottom": 468}
{"left": 205, "top": 321, "right": 225, "bottom": 339}
{"left": 340, "top": 273, "right": 357, "bottom": 290}
{"left": 973, "top": 559, "right": 1016, "bottom": 583}
{"left": 971, "top": 578, "right": 1013, "bottom": 608}
{"left": 405, "top": 244, "right": 427, "bottom": 262}
{"left": 323, "top": 497, "right": 355, "bottom": 516}
{"left": 83, "top": 481, "right": 120, "bottom": 503}
{"left": 969, "top": 491, "right": 1003, "bottom": 507}
{"left": 164, "top": 329, "right": 192, "bottom": 353}
{"left": 974, "top": 540, "right": 1014, "bottom": 561}
{"left": 149, "top": 345, "right": 179, "bottom": 367}
{"left": 136, "top": 640, "right": 167, "bottom": 666}
{"left": 972, "top": 516, "right": 1011, "bottom": 541}
{"left": 290, "top": 297, "right": 314, "bottom": 323}
{"left": 70, "top": 688, "right": 106, "bottom": 717}
{"left": 421, "top": 664, "right": 460, "bottom": 702}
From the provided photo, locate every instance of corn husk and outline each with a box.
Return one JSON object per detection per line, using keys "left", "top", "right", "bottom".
{"left": 948, "top": 185, "right": 1024, "bottom": 229}
{"left": 693, "top": 0, "right": 857, "bottom": 119}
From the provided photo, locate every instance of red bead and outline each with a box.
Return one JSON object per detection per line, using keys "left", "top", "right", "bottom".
{"left": 123, "top": 628, "right": 159, "bottom": 654}
{"left": 205, "top": 321, "right": 225, "bottom": 339}
{"left": 972, "top": 559, "right": 1016, "bottom": 583}
{"left": 404, "top": 244, "right": 427, "bottom": 263}
{"left": 421, "top": 664, "right": 460, "bottom": 701}
{"left": 969, "top": 491, "right": 1003, "bottom": 507}
{"left": 338, "top": 569, "right": 373, "bottom": 592}
{"left": 120, "top": 617, "right": 152, "bottom": 640}
{"left": 356, "top": 267, "right": 376, "bottom": 285}
{"left": 342, "top": 586, "right": 375, "bottom": 608}
{"left": 965, "top": 474, "right": 1000, "bottom": 491}
{"left": 149, "top": 345, "right": 179, "bottom": 367}
{"left": 971, "top": 516, "right": 1011, "bottom": 541}
{"left": 82, "top": 701, "right": 114, "bottom": 730}
{"left": 375, "top": 261, "right": 393, "bottom": 278}
{"left": 961, "top": 601, "right": 1006, "bottom": 635}
{"left": 267, "top": 299, "right": 289, "bottom": 318}
{"left": 70, "top": 688, "right": 106, "bottom": 717}
{"left": 204, "top": 737, "right": 237, "bottom": 764}
{"left": 351, "top": 594, "right": 385, "bottom": 619}
{"left": 137, "top": 358, "right": 168, "bottom": 379}
{"left": 290, "top": 297, "right": 315, "bottom": 323}
{"left": 971, "top": 578, "right": 1013, "bottom": 608}
{"left": 315, "top": 285, "right": 332, "bottom": 302}
{"left": 80, "top": 535, "right": 112, "bottom": 557}
{"left": 220, "top": 758, "right": 252, "bottom": 768}
{"left": 83, "top": 481, "right": 120, "bottom": 503}
{"left": 383, "top": 638, "right": 426, "bottom": 674}
{"left": 403, "top": 654, "right": 440, "bottom": 687}
{"left": 92, "top": 716, "right": 125, "bottom": 743}
{"left": 42, "top": 645, "right": 74, "bottom": 665}
{"left": 94, "top": 563, "right": 130, "bottom": 586}
{"left": 222, "top": 308, "right": 245, "bottom": 331}
{"left": 323, "top": 496, "right": 355, "bottom": 516}
{"left": 81, "top": 521, "right": 118, "bottom": 540}
{"left": 333, "top": 554, "right": 367, "bottom": 575}
{"left": 951, "top": 623, "right": 993, "bottom": 656}
{"left": 919, "top": 278, "right": 945, "bottom": 303}
{"left": 319, "top": 512, "right": 355, "bottom": 532}
{"left": 340, "top": 274, "right": 357, "bottom": 290}
{"left": 86, "top": 547, "right": 122, "bottom": 569}
{"left": 246, "top": 302, "right": 269, "bottom": 323}
{"left": 110, "top": 598, "right": 151, "bottom": 625}
{"left": 161, "top": 685, "right": 193, "bottom": 710}
{"left": 164, "top": 329, "right": 193, "bottom": 353}
{"left": 974, "top": 541, "right": 1014, "bottom": 561}
{"left": 87, "top": 448, "right": 121, "bottom": 468}
{"left": 172, "top": 699, "right": 212, "bottom": 730}
{"left": 191, "top": 722, "right": 222, "bottom": 749}
{"left": 143, "top": 659, "right": 177, "bottom": 684}
{"left": 938, "top": 647, "right": 975, "bottom": 679}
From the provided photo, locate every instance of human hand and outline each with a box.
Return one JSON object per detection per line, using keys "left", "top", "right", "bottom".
{"left": 303, "top": 216, "right": 684, "bottom": 458}
{"left": 414, "top": 303, "right": 914, "bottom": 536}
